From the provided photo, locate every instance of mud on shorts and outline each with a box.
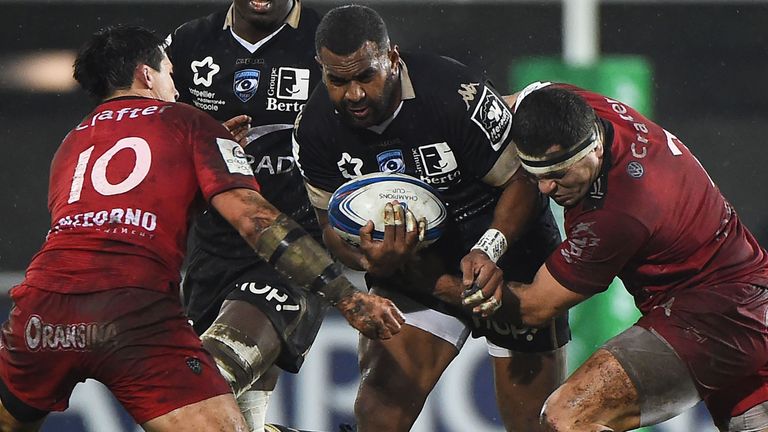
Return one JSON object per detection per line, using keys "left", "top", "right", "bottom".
{"left": 604, "top": 282, "right": 768, "bottom": 430}
{"left": 183, "top": 252, "right": 329, "bottom": 373}
{"left": 0, "top": 284, "right": 231, "bottom": 424}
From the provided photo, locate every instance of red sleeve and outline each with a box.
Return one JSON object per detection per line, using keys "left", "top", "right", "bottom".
{"left": 188, "top": 110, "right": 260, "bottom": 201}
{"left": 545, "top": 209, "right": 649, "bottom": 295}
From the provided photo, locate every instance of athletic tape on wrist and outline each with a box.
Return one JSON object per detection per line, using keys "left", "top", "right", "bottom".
{"left": 471, "top": 229, "right": 508, "bottom": 263}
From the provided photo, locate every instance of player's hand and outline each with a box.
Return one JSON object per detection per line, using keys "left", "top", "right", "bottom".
{"left": 459, "top": 249, "right": 504, "bottom": 318}
{"left": 335, "top": 290, "right": 406, "bottom": 339}
{"left": 223, "top": 114, "right": 252, "bottom": 146}
{"left": 358, "top": 201, "right": 426, "bottom": 277}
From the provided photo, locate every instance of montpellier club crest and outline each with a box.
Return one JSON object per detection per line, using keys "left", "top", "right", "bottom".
{"left": 233, "top": 69, "right": 261, "bottom": 102}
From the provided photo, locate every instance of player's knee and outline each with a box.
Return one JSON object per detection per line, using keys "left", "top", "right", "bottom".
{"left": 539, "top": 387, "right": 576, "bottom": 431}
{"left": 201, "top": 323, "right": 273, "bottom": 397}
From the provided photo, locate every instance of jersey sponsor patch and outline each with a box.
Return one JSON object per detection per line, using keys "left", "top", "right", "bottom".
{"left": 471, "top": 87, "right": 512, "bottom": 151}
{"left": 277, "top": 67, "right": 311, "bottom": 100}
{"left": 233, "top": 69, "right": 261, "bottom": 102}
{"left": 216, "top": 138, "right": 254, "bottom": 176}
{"left": 191, "top": 56, "right": 220, "bottom": 87}
{"left": 376, "top": 149, "right": 406, "bottom": 173}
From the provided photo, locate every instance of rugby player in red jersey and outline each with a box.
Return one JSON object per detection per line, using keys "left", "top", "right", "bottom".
{"left": 463, "top": 82, "right": 768, "bottom": 432}
{"left": 0, "top": 25, "right": 403, "bottom": 432}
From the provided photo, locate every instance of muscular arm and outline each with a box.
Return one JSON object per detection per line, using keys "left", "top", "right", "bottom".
{"left": 508, "top": 264, "right": 588, "bottom": 327}
{"left": 210, "top": 187, "right": 405, "bottom": 338}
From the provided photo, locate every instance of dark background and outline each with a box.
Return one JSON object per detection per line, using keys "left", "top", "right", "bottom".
{"left": 2, "top": 1, "right": 767, "bottom": 270}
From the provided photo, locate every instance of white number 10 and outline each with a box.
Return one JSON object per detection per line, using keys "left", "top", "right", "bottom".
{"left": 68, "top": 137, "right": 152, "bottom": 204}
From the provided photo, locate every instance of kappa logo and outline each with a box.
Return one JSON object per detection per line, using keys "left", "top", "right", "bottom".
{"left": 277, "top": 67, "right": 310, "bottom": 100}
{"left": 471, "top": 87, "right": 512, "bottom": 151}
{"left": 234, "top": 69, "right": 261, "bottom": 102}
{"left": 458, "top": 82, "right": 480, "bottom": 110}
{"left": 191, "top": 56, "right": 220, "bottom": 87}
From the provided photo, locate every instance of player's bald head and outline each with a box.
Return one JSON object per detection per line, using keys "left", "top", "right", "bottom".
{"left": 315, "top": 4, "right": 390, "bottom": 56}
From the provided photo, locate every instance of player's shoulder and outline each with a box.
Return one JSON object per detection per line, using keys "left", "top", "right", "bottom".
{"left": 402, "top": 52, "right": 477, "bottom": 88}
{"left": 403, "top": 52, "right": 492, "bottom": 112}
{"left": 169, "top": 9, "right": 228, "bottom": 50}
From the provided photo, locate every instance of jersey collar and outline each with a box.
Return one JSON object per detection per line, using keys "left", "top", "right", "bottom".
{"left": 223, "top": 0, "right": 302, "bottom": 31}
{"left": 365, "top": 59, "right": 415, "bottom": 134}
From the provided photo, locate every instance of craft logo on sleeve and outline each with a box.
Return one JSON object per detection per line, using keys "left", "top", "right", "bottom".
{"left": 471, "top": 87, "right": 512, "bottom": 151}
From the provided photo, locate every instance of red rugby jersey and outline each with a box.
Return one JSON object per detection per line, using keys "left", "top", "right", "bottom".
{"left": 544, "top": 84, "right": 768, "bottom": 313}
{"left": 24, "top": 97, "right": 259, "bottom": 295}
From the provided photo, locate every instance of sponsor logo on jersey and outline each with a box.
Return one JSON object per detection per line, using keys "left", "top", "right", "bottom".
{"left": 376, "top": 149, "right": 406, "bottom": 173}
{"left": 458, "top": 82, "right": 480, "bottom": 110}
{"left": 337, "top": 152, "right": 364, "bottom": 179}
{"left": 216, "top": 138, "right": 254, "bottom": 175}
{"left": 238, "top": 282, "right": 300, "bottom": 312}
{"left": 471, "top": 87, "right": 512, "bottom": 151}
{"left": 234, "top": 69, "right": 261, "bottom": 102}
{"left": 471, "top": 316, "right": 540, "bottom": 341}
{"left": 191, "top": 56, "right": 220, "bottom": 87}
{"left": 561, "top": 221, "right": 600, "bottom": 264}
{"left": 627, "top": 161, "right": 644, "bottom": 178}
{"left": 277, "top": 67, "right": 310, "bottom": 100}
{"left": 266, "top": 67, "right": 310, "bottom": 112}
{"left": 414, "top": 143, "right": 461, "bottom": 188}
{"left": 25, "top": 315, "right": 117, "bottom": 351}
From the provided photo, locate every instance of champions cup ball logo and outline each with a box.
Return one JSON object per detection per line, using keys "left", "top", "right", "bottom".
{"left": 234, "top": 69, "right": 261, "bottom": 102}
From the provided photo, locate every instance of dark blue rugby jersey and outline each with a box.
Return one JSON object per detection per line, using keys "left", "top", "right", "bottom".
{"left": 167, "top": 2, "right": 322, "bottom": 257}
{"left": 293, "top": 52, "right": 522, "bottom": 226}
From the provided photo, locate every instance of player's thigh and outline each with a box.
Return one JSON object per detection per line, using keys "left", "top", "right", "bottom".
{"left": 491, "top": 345, "right": 566, "bottom": 430}
{"left": 216, "top": 262, "right": 330, "bottom": 374}
{"left": 543, "top": 347, "right": 642, "bottom": 431}
{"left": 360, "top": 288, "right": 464, "bottom": 396}
{"left": 141, "top": 393, "right": 246, "bottom": 432}
{"left": 0, "top": 391, "right": 46, "bottom": 432}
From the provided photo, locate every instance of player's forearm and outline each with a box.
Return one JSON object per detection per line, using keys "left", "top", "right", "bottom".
{"left": 211, "top": 188, "right": 357, "bottom": 304}
{"left": 491, "top": 171, "right": 540, "bottom": 243}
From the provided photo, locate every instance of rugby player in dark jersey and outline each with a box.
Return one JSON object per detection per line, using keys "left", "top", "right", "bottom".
{"left": 167, "top": 2, "right": 404, "bottom": 430}
{"left": 0, "top": 24, "right": 403, "bottom": 432}
{"left": 463, "top": 82, "right": 768, "bottom": 432}
{"left": 292, "top": 5, "right": 570, "bottom": 431}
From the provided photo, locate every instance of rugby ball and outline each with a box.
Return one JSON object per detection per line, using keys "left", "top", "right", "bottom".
{"left": 328, "top": 172, "right": 448, "bottom": 248}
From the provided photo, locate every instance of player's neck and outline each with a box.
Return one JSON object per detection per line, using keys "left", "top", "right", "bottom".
{"left": 105, "top": 88, "right": 157, "bottom": 102}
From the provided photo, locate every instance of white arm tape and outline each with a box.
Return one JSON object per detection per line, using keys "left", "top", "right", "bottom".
{"left": 471, "top": 228, "right": 508, "bottom": 263}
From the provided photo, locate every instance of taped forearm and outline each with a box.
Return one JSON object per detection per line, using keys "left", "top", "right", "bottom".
{"left": 254, "top": 213, "right": 357, "bottom": 304}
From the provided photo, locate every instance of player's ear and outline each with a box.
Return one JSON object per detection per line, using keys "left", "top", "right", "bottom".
{"left": 136, "top": 64, "right": 153, "bottom": 90}
{"left": 389, "top": 45, "right": 400, "bottom": 71}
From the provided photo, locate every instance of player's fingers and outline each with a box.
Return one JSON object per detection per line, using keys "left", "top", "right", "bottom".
{"left": 382, "top": 202, "right": 395, "bottom": 245}
{"left": 460, "top": 257, "right": 477, "bottom": 287}
{"left": 418, "top": 217, "right": 427, "bottom": 242}
{"left": 473, "top": 293, "right": 502, "bottom": 318}
{"left": 392, "top": 202, "right": 405, "bottom": 243}
{"left": 404, "top": 210, "right": 419, "bottom": 245}
{"left": 359, "top": 220, "right": 375, "bottom": 247}
{"left": 222, "top": 114, "right": 251, "bottom": 132}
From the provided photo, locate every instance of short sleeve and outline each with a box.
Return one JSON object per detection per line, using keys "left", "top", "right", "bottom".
{"left": 451, "top": 78, "right": 516, "bottom": 185}
{"left": 292, "top": 113, "right": 338, "bottom": 209}
{"left": 188, "top": 110, "right": 260, "bottom": 201}
{"left": 545, "top": 210, "right": 650, "bottom": 295}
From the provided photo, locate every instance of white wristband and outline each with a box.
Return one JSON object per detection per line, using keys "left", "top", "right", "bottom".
{"left": 471, "top": 229, "right": 508, "bottom": 263}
